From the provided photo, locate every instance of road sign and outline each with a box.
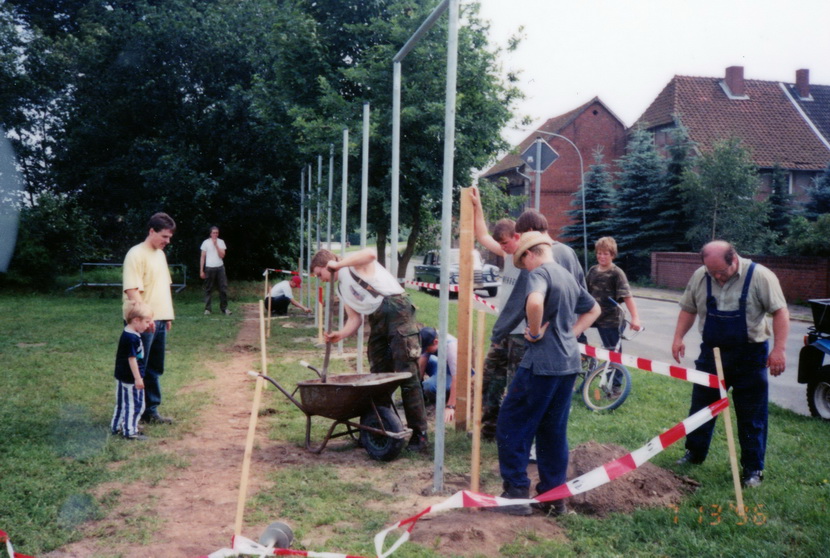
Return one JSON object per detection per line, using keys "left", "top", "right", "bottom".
{"left": 520, "top": 138, "right": 559, "bottom": 172}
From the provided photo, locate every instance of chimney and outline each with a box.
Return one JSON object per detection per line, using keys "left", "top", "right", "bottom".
{"left": 725, "top": 66, "right": 745, "bottom": 96}
{"left": 796, "top": 69, "right": 810, "bottom": 98}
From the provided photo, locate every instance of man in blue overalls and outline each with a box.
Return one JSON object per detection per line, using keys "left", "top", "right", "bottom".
{"left": 671, "top": 240, "right": 789, "bottom": 488}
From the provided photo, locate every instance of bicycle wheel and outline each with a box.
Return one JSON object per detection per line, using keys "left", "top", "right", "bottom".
{"left": 582, "top": 362, "right": 631, "bottom": 411}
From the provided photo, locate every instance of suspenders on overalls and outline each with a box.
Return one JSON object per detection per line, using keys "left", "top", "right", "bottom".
{"left": 702, "top": 262, "right": 756, "bottom": 349}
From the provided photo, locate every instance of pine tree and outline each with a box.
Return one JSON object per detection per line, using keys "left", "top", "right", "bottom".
{"left": 641, "top": 123, "right": 695, "bottom": 252}
{"left": 608, "top": 128, "right": 665, "bottom": 279}
{"left": 767, "top": 164, "right": 793, "bottom": 244}
{"left": 563, "top": 148, "right": 615, "bottom": 259}
{"left": 805, "top": 163, "right": 830, "bottom": 219}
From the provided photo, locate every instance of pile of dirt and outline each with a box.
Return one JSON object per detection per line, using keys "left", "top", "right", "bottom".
{"left": 44, "top": 305, "right": 697, "bottom": 557}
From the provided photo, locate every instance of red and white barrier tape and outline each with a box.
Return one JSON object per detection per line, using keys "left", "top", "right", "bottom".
{"left": 1, "top": 529, "right": 35, "bottom": 558}
{"left": 372, "top": 396, "right": 729, "bottom": 557}
{"left": 204, "top": 534, "right": 369, "bottom": 558}
{"left": 581, "top": 343, "right": 725, "bottom": 390}
{"left": 263, "top": 269, "right": 304, "bottom": 277}
{"left": 404, "top": 281, "right": 499, "bottom": 313}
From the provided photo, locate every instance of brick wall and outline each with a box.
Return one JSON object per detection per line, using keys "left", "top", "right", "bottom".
{"left": 651, "top": 252, "right": 830, "bottom": 302}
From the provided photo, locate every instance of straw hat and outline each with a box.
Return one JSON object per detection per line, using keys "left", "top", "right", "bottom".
{"left": 513, "top": 231, "right": 554, "bottom": 269}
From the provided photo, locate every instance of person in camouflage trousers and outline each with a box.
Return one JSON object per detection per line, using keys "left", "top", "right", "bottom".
{"left": 311, "top": 248, "right": 429, "bottom": 452}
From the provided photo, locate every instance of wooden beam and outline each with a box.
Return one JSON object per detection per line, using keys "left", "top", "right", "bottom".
{"left": 455, "top": 188, "right": 474, "bottom": 431}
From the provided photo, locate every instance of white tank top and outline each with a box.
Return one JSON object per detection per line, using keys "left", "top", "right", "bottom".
{"left": 337, "top": 263, "right": 404, "bottom": 315}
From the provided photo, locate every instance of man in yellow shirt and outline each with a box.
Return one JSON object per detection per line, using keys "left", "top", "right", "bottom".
{"left": 122, "top": 212, "right": 177, "bottom": 425}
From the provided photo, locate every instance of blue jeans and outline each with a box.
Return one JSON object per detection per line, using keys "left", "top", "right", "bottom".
{"left": 140, "top": 320, "right": 168, "bottom": 415}
{"left": 496, "top": 366, "right": 576, "bottom": 494}
{"left": 686, "top": 342, "right": 769, "bottom": 471}
{"left": 421, "top": 355, "right": 449, "bottom": 396}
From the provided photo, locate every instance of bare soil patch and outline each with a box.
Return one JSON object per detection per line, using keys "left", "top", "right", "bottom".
{"left": 45, "top": 304, "right": 696, "bottom": 557}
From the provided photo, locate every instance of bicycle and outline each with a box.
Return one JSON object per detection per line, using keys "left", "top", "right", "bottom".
{"left": 578, "top": 299, "right": 644, "bottom": 412}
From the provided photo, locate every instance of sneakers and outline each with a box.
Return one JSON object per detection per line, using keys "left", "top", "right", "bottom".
{"left": 222, "top": 309, "right": 233, "bottom": 315}
{"left": 204, "top": 310, "right": 211, "bottom": 315}
{"left": 675, "top": 450, "right": 705, "bottom": 465}
{"left": 141, "top": 412, "right": 174, "bottom": 425}
{"left": 407, "top": 431, "right": 429, "bottom": 453}
{"left": 742, "top": 470, "right": 764, "bottom": 488}
{"left": 124, "top": 433, "right": 149, "bottom": 441}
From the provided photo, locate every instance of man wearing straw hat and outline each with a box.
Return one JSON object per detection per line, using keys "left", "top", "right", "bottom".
{"left": 494, "top": 231, "right": 599, "bottom": 516}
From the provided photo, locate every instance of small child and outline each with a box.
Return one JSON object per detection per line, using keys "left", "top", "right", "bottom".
{"left": 586, "top": 237, "right": 642, "bottom": 350}
{"left": 111, "top": 301, "right": 154, "bottom": 440}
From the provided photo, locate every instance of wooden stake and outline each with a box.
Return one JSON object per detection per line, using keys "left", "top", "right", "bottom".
{"left": 471, "top": 309, "right": 486, "bottom": 492}
{"left": 455, "top": 187, "right": 474, "bottom": 430}
{"left": 713, "top": 347, "right": 746, "bottom": 518}
{"left": 234, "top": 301, "right": 268, "bottom": 536}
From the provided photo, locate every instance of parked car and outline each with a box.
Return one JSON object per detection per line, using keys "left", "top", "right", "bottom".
{"left": 414, "top": 248, "right": 500, "bottom": 297}
{"left": 797, "top": 298, "right": 830, "bottom": 420}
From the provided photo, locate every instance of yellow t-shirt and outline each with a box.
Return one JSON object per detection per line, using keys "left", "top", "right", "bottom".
{"left": 122, "top": 242, "right": 175, "bottom": 321}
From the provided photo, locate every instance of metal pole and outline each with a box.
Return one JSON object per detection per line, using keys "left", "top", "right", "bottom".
{"left": 307, "top": 164, "right": 313, "bottom": 313}
{"left": 391, "top": 0, "right": 449, "bottom": 281}
{"left": 326, "top": 144, "right": 334, "bottom": 334}
{"left": 339, "top": 129, "right": 349, "bottom": 354}
{"left": 390, "top": 61, "right": 402, "bottom": 280}
{"left": 534, "top": 137, "right": 542, "bottom": 211}
{"left": 434, "top": 0, "right": 459, "bottom": 494}
{"left": 357, "top": 103, "right": 370, "bottom": 374}
{"left": 534, "top": 130, "right": 587, "bottom": 270}
{"left": 315, "top": 155, "right": 322, "bottom": 329}
{"left": 299, "top": 167, "right": 305, "bottom": 306}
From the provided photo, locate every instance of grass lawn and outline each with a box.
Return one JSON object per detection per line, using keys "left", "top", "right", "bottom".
{"left": 1, "top": 285, "right": 829, "bottom": 557}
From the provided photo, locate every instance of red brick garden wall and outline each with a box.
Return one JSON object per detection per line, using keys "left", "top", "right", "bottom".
{"left": 651, "top": 252, "right": 830, "bottom": 302}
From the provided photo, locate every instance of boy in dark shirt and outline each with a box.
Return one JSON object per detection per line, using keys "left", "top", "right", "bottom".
{"left": 111, "top": 302, "right": 154, "bottom": 440}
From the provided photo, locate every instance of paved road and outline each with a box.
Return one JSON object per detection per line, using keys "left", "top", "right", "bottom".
{"left": 619, "top": 296, "right": 811, "bottom": 417}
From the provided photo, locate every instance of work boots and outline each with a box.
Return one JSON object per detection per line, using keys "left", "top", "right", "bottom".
{"left": 490, "top": 483, "right": 532, "bottom": 516}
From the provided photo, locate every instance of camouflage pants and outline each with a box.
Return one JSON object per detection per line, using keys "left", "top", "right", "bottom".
{"left": 367, "top": 294, "right": 428, "bottom": 434}
{"left": 480, "top": 334, "right": 527, "bottom": 440}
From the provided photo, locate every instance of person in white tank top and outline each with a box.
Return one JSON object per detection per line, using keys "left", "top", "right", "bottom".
{"left": 310, "top": 248, "right": 429, "bottom": 452}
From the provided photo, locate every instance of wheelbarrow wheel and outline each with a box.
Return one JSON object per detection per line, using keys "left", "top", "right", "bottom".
{"left": 360, "top": 405, "right": 406, "bottom": 461}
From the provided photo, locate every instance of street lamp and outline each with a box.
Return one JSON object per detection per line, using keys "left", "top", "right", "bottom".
{"left": 533, "top": 130, "right": 588, "bottom": 271}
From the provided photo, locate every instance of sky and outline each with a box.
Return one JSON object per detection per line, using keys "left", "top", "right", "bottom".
{"left": 473, "top": 0, "right": 830, "bottom": 145}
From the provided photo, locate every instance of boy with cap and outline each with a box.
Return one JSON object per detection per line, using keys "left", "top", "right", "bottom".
{"left": 266, "top": 275, "right": 311, "bottom": 316}
{"left": 495, "top": 231, "right": 599, "bottom": 516}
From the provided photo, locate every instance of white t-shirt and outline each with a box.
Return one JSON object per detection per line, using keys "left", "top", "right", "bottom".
{"left": 337, "top": 262, "right": 403, "bottom": 315}
{"left": 200, "top": 238, "right": 226, "bottom": 268}
{"left": 269, "top": 280, "right": 294, "bottom": 299}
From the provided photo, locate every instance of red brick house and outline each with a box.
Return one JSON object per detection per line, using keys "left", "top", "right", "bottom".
{"left": 635, "top": 66, "right": 830, "bottom": 203}
{"left": 480, "top": 97, "right": 627, "bottom": 239}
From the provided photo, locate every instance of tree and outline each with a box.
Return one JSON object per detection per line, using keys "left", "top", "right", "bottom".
{"left": 805, "top": 163, "right": 830, "bottom": 219}
{"left": 640, "top": 122, "right": 695, "bottom": 253}
{"left": 767, "top": 164, "right": 793, "bottom": 251}
{"left": 292, "top": 0, "right": 520, "bottom": 276}
{"left": 608, "top": 128, "right": 665, "bottom": 279}
{"left": 680, "top": 137, "right": 773, "bottom": 253}
{"left": 563, "top": 148, "right": 615, "bottom": 260}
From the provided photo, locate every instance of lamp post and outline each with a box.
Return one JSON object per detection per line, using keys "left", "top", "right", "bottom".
{"left": 533, "top": 130, "right": 587, "bottom": 272}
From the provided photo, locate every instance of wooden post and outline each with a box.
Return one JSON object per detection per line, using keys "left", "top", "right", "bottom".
{"left": 713, "top": 347, "right": 746, "bottom": 518}
{"left": 234, "top": 301, "right": 268, "bottom": 536}
{"left": 455, "top": 188, "right": 474, "bottom": 431}
{"left": 471, "top": 308, "right": 486, "bottom": 492}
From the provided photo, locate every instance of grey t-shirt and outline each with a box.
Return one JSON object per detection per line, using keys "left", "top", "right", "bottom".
{"left": 519, "top": 261, "right": 596, "bottom": 376}
{"left": 491, "top": 241, "right": 586, "bottom": 343}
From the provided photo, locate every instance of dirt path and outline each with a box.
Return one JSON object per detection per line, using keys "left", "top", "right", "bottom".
{"left": 45, "top": 304, "right": 698, "bottom": 557}
{"left": 47, "top": 304, "right": 273, "bottom": 557}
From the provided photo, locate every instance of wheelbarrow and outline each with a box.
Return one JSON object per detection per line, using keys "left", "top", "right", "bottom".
{"left": 249, "top": 368, "right": 412, "bottom": 461}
